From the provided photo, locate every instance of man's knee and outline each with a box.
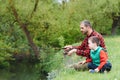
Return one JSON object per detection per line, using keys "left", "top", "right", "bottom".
{"left": 74, "top": 63, "right": 88, "bottom": 71}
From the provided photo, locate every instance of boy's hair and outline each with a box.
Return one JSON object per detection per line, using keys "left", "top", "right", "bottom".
{"left": 89, "top": 36, "right": 100, "bottom": 46}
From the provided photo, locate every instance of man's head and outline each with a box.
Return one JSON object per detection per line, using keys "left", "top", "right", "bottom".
{"left": 88, "top": 36, "right": 100, "bottom": 50}
{"left": 80, "top": 20, "right": 92, "bottom": 35}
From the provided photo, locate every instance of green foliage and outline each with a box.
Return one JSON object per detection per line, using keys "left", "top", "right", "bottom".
{"left": 1, "top": 0, "right": 120, "bottom": 48}
{"left": 0, "top": 40, "right": 12, "bottom": 68}
{"left": 1, "top": 0, "right": 119, "bottom": 48}
{"left": 0, "top": 11, "right": 29, "bottom": 68}
{"left": 37, "top": 47, "right": 64, "bottom": 72}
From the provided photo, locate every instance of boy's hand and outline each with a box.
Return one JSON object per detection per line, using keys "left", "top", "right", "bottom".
{"left": 94, "top": 68, "right": 99, "bottom": 72}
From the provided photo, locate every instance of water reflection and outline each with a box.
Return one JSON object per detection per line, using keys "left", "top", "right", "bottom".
{"left": 0, "top": 62, "right": 46, "bottom": 80}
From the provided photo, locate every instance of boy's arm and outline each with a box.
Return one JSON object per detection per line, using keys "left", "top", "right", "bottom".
{"left": 95, "top": 50, "right": 108, "bottom": 71}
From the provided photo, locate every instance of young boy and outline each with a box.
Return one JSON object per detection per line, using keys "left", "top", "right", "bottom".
{"left": 81, "top": 36, "right": 112, "bottom": 73}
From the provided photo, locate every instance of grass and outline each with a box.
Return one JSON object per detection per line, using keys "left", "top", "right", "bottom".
{"left": 54, "top": 36, "right": 120, "bottom": 80}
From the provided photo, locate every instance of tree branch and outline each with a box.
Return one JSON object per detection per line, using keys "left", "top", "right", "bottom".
{"left": 30, "top": 0, "right": 39, "bottom": 18}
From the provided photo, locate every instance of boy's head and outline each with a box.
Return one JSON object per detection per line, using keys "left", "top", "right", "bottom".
{"left": 88, "top": 36, "right": 100, "bottom": 49}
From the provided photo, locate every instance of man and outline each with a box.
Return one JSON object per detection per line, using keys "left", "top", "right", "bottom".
{"left": 64, "top": 20, "right": 106, "bottom": 70}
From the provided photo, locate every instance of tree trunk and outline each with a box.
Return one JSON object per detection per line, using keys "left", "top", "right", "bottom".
{"left": 111, "top": 13, "right": 120, "bottom": 35}
{"left": 9, "top": 0, "right": 40, "bottom": 58}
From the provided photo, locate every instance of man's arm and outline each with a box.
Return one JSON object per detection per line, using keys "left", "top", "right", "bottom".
{"left": 76, "top": 49, "right": 90, "bottom": 57}
{"left": 64, "top": 37, "right": 90, "bottom": 57}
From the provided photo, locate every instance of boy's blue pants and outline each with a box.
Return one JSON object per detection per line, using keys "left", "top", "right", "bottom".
{"left": 88, "top": 62, "right": 112, "bottom": 73}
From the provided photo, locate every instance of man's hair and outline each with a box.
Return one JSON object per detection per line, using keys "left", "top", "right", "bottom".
{"left": 89, "top": 36, "right": 100, "bottom": 46}
{"left": 80, "top": 20, "right": 92, "bottom": 28}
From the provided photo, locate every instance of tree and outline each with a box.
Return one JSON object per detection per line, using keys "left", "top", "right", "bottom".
{"left": 8, "top": 0, "right": 40, "bottom": 58}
